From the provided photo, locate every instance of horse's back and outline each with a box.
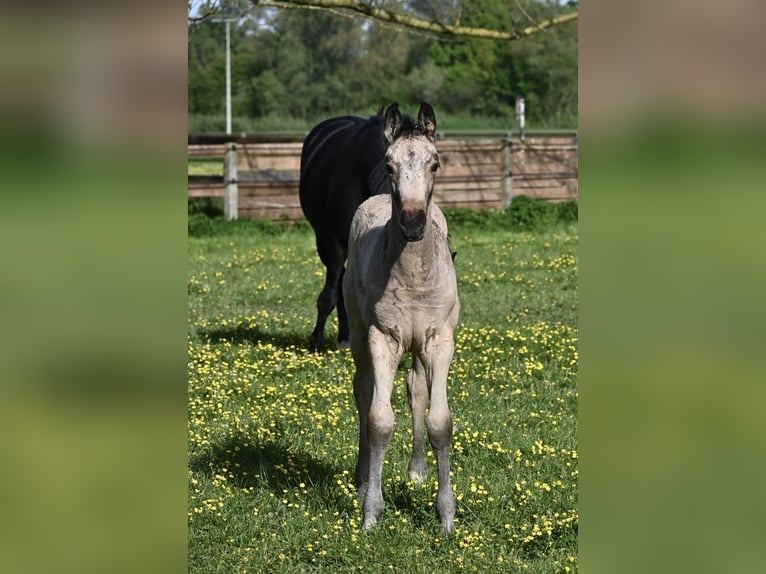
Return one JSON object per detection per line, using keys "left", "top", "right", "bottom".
{"left": 299, "top": 114, "right": 387, "bottom": 227}
{"left": 300, "top": 115, "right": 363, "bottom": 175}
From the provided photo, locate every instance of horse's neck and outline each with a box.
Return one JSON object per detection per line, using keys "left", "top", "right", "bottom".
{"left": 385, "top": 218, "right": 439, "bottom": 271}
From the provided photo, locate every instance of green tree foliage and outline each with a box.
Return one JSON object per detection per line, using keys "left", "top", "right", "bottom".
{"left": 188, "top": 0, "right": 577, "bottom": 129}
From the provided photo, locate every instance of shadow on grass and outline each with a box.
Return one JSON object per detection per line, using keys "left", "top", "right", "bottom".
{"left": 197, "top": 324, "right": 348, "bottom": 353}
{"left": 189, "top": 434, "right": 446, "bottom": 527}
{"left": 189, "top": 433, "right": 354, "bottom": 511}
{"left": 199, "top": 324, "right": 308, "bottom": 350}
{"left": 387, "top": 480, "right": 441, "bottom": 530}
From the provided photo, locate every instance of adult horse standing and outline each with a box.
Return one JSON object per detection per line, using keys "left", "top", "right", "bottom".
{"left": 343, "top": 102, "right": 459, "bottom": 533}
{"left": 299, "top": 109, "right": 393, "bottom": 352}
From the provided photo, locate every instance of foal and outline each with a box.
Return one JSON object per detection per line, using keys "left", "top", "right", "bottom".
{"left": 343, "top": 102, "right": 459, "bottom": 533}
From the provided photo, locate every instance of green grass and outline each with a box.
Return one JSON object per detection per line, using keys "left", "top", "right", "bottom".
{"left": 189, "top": 158, "right": 223, "bottom": 176}
{"left": 188, "top": 205, "right": 578, "bottom": 573}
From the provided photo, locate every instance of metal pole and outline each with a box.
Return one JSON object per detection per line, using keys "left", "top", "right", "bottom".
{"left": 225, "top": 19, "right": 232, "bottom": 135}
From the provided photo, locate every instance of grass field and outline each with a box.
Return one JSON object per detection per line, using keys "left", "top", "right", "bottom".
{"left": 188, "top": 206, "right": 578, "bottom": 573}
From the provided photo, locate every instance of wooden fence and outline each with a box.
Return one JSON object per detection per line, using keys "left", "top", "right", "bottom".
{"left": 188, "top": 131, "right": 577, "bottom": 220}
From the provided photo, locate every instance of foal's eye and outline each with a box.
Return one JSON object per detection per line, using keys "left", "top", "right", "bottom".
{"left": 430, "top": 162, "right": 440, "bottom": 172}
{"left": 385, "top": 163, "right": 395, "bottom": 175}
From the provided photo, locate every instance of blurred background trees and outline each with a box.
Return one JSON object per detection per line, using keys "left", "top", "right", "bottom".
{"left": 188, "top": 0, "right": 578, "bottom": 131}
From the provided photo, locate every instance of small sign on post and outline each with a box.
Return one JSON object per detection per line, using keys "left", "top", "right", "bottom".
{"left": 515, "top": 96, "right": 525, "bottom": 140}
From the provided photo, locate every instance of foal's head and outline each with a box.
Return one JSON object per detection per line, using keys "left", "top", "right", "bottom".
{"left": 383, "top": 102, "right": 439, "bottom": 242}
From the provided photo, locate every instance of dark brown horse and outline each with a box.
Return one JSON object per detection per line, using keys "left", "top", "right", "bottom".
{"left": 299, "top": 106, "right": 398, "bottom": 351}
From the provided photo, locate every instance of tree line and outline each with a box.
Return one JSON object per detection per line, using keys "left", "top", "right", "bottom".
{"left": 188, "top": 0, "right": 578, "bottom": 131}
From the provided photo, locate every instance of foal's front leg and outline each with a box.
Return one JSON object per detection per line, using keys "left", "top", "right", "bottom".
{"left": 363, "top": 327, "right": 399, "bottom": 530}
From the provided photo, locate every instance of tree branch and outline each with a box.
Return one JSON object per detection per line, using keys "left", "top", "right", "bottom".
{"left": 249, "top": 0, "right": 578, "bottom": 40}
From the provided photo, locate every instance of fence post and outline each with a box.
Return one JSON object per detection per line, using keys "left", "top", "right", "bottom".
{"left": 224, "top": 142, "right": 238, "bottom": 220}
{"left": 502, "top": 134, "right": 513, "bottom": 208}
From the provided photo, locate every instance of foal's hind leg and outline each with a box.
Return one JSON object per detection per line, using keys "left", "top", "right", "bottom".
{"left": 406, "top": 356, "right": 428, "bottom": 482}
{"left": 310, "top": 237, "right": 345, "bottom": 352}
{"left": 425, "top": 338, "right": 457, "bottom": 534}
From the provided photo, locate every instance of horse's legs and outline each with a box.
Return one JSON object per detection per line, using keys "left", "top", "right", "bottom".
{"left": 406, "top": 356, "right": 428, "bottom": 482}
{"left": 310, "top": 236, "right": 345, "bottom": 352}
{"left": 336, "top": 266, "right": 350, "bottom": 348}
{"left": 425, "top": 337, "right": 457, "bottom": 534}
{"left": 351, "top": 332, "right": 372, "bottom": 491}
{"left": 363, "top": 327, "right": 399, "bottom": 531}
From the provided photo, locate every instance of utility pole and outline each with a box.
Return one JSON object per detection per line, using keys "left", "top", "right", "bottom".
{"left": 225, "top": 18, "right": 231, "bottom": 134}
{"left": 213, "top": 2, "right": 239, "bottom": 134}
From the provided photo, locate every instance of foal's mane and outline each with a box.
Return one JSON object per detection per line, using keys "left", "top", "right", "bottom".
{"left": 373, "top": 106, "right": 422, "bottom": 140}
{"left": 397, "top": 115, "right": 420, "bottom": 138}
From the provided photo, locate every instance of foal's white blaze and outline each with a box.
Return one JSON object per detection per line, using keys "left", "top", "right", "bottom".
{"left": 385, "top": 130, "right": 439, "bottom": 242}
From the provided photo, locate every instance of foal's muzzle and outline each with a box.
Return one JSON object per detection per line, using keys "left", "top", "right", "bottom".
{"left": 400, "top": 208, "right": 426, "bottom": 242}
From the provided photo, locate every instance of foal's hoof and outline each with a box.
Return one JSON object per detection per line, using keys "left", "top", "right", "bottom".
{"left": 407, "top": 460, "right": 427, "bottom": 484}
{"left": 437, "top": 493, "right": 457, "bottom": 534}
{"left": 408, "top": 470, "right": 427, "bottom": 484}
{"left": 362, "top": 517, "right": 377, "bottom": 532}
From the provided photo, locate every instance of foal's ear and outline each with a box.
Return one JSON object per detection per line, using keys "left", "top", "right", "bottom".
{"left": 418, "top": 101, "right": 437, "bottom": 141}
{"left": 383, "top": 103, "right": 402, "bottom": 145}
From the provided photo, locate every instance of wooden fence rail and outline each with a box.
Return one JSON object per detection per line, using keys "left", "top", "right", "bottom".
{"left": 188, "top": 132, "right": 577, "bottom": 220}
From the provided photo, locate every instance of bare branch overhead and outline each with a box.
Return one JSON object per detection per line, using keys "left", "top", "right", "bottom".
{"left": 247, "top": 0, "right": 578, "bottom": 40}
